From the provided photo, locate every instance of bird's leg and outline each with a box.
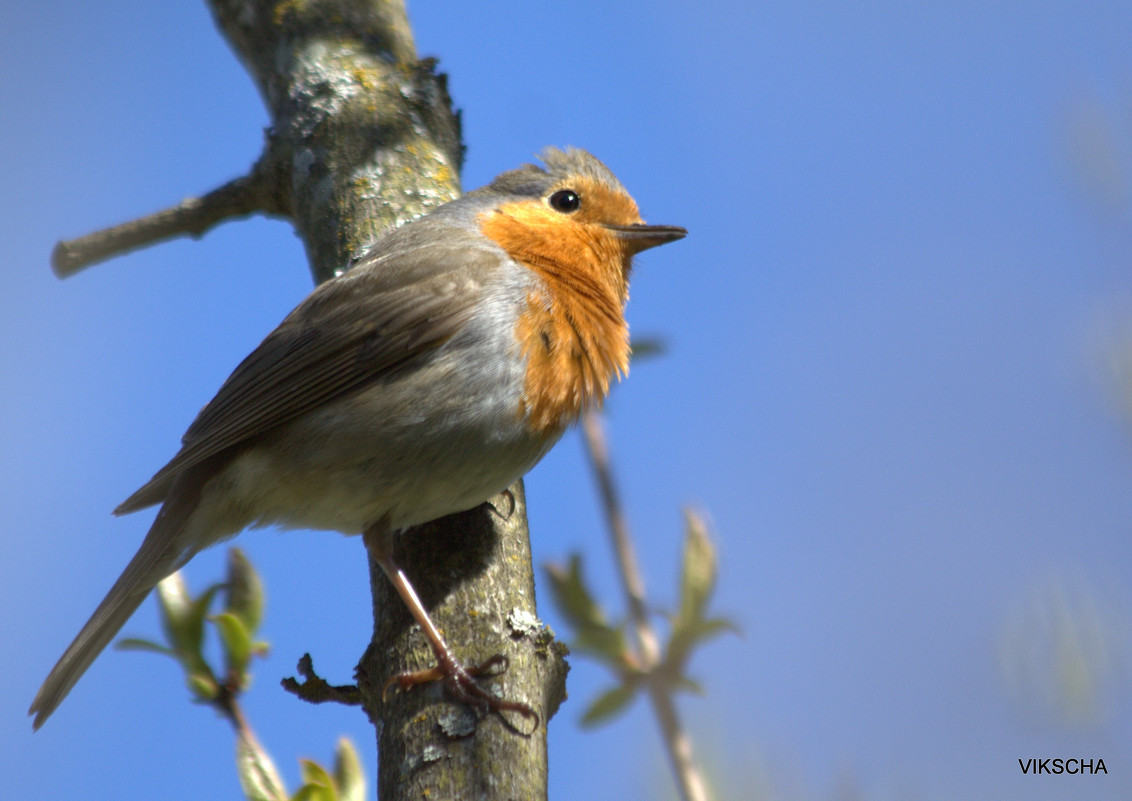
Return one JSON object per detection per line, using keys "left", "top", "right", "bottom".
{"left": 363, "top": 521, "right": 538, "bottom": 727}
{"left": 486, "top": 488, "right": 516, "bottom": 520}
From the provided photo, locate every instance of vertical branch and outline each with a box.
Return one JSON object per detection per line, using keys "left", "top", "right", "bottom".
{"left": 580, "top": 410, "right": 710, "bottom": 801}
{"left": 364, "top": 485, "right": 568, "bottom": 801}
{"left": 55, "top": 0, "right": 566, "bottom": 796}
{"left": 580, "top": 411, "right": 660, "bottom": 667}
{"left": 202, "top": 2, "right": 565, "bottom": 796}
{"left": 207, "top": 0, "right": 463, "bottom": 282}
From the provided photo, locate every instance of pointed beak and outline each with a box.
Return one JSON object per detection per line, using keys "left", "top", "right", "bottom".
{"left": 605, "top": 223, "right": 687, "bottom": 254}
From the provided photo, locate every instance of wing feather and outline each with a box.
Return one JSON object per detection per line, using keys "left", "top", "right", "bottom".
{"left": 115, "top": 243, "right": 497, "bottom": 515}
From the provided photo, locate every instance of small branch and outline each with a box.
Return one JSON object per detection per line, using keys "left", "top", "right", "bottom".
{"left": 580, "top": 411, "right": 660, "bottom": 667}
{"left": 213, "top": 679, "right": 254, "bottom": 735}
{"left": 580, "top": 409, "right": 709, "bottom": 801}
{"left": 51, "top": 150, "right": 288, "bottom": 279}
{"left": 214, "top": 680, "right": 290, "bottom": 801}
{"left": 281, "top": 653, "right": 362, "bottom": 706}
{"left": 648, "top": 686, "right": 712, "bottom": 801}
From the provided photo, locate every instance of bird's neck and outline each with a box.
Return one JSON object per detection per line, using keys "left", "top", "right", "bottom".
{"left": 514, "top": 254, "right": 630, "bottom": 434}
{"left": 478, "top": 204, "right": 633, "bottom": 435}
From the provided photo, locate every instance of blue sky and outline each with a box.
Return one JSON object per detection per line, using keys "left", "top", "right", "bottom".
{"left": 3, "top": 2, "right": 1131, "bottom": 799}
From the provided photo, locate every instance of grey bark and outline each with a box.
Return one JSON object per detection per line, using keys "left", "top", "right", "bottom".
{"left": 196, "top": 1, "right": 568, "bottom": 798}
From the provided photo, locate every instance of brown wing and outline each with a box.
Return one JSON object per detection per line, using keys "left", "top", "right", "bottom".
{"left": 114, "top": 243, "right": 496, "bottom": 515}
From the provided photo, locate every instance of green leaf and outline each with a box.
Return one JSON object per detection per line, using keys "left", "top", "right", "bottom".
{"left": 573, "top": 624, "right": 630, "bottom": 665}
{"left": 664, "top": 616, "right": 739, "bottom": 681}
{"left": 677, "top": 509, "right": 717, "bottom": 626}
{"left": 226, "top": 547, "right": 265, "bottom": 634}
{"left": 292, "top": 786, "right": 333, "bottom": 801}
{"left": 629, "top": 335, "right": 667, "bottom": 361}
{"left": 580, "top": 682, "right": 639, "bottom": 728}
{"left": 149, "top": 573, "right": 223, "bottom": 703}
{"left": 294, "top": 760, "right": 336, "bottom": 801}
{"left": 544, "top": 554, "right": 601, "bottom": 629}
{"left": 672, "top": 674, "right": 706, "bottom": 696}
{"left": 300, "top": 758, "right": 334, "bottom": 788}
{"left": 236, "top": 730, "right": 288, "bottom": 801}
{"left": 184, "top": 584, "right": 222, "bottom": 657}
{"left": 156, "top": 572, "right": 222, "bottom": 676}
{"left": 212, "top": 611, "right": 253, "bottom": 679}
{"left": 156, "top": 572, "right": 192, "bottom": 651}
{"left": 656, "top": 511, "right": 738, "bottom": 694}
{"left": 115, "top": 638, "right": 176, "bottom": 657}
{"left": 333, "top": 738, "right": 366, "bottom": 801}
{"left": 187, "top": 670, "right": 219, "bottom": 702}
{"left": 544, "top": 555, "right": 630, "bottom": 667}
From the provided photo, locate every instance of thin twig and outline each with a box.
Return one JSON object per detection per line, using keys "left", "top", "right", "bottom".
{"left": 648, "top": 687, "right": 712, "bottom": 801}
{"left": 51, "top": 151, "right": 288, "bottom": 278}
{"left": 281, "top": 653, "right": 362, "bottom": 706}
{"left": 580, "top": 409, "right": 710, "bottom": 801}
{"left": 580, "top": 411, "right": 660, "bottom": 667}
{"left": 214, "top": 682, "right": 289, "bottom": 801}
{"left": 213, "top": 680, "right": 254, "bottom": 735}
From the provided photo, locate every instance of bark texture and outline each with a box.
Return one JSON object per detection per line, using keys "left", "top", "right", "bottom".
{"left": 362, "top": 485, "right": 568, "bottom": 801}
{"left": 209, "top": 0, "right": 463, "bottom": 281}
{"left": 199, "top": 1, "right": 568, "bottom": 797}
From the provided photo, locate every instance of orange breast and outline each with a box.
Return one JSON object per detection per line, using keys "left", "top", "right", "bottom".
{"left": 478, "top": 192, "right": 636, "bottom": 435}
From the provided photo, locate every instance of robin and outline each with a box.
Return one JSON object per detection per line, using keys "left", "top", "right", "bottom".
{"left": 29, "top": 147, "right": 686, "bottom": 729}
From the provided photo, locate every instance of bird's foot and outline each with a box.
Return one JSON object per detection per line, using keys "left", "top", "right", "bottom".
{"left": 382, "top": 652, "right": 538, "bottom": 730}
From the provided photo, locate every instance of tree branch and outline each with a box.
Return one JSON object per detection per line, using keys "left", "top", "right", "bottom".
{"left": 281, "top": 653, "right": 362, "bottom": 707}
{"left": 581, "top": 411, "right": 661, "bottom": 667}
{"left": 359, "top": 485, "right": 568, "bottom": 801}
{"left": 580, "top": 410, "right": 710, "bottom": 801}
{"left": 51, "top": 148, "right": 289, "bottom": 278}
{"left": 201, "top": 1, "right": 562, "bottom": 797}
{"left": 54, "top": 0, "right": 563, "bottom": 796}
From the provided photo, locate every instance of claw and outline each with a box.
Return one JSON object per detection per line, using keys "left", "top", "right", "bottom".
{"left": 382, "top": 652, "right": 538, "bottom": 729}
{"left": 487, "top": 489, "right": 516, "bottom": 520}
{"left": 364, "top": 521, "right": 539, "bottom": 730}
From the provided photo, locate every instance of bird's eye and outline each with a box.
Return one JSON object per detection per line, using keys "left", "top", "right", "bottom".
{"left": 548, "top": 189, "right": 580, "bottom": 213}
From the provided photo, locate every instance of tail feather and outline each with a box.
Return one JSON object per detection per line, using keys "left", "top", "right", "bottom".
{"left": 29, "top": 570, "right": 154, "bottom": 729}
{"left": 29, "top": 473, "right": 205, "bottom": 729}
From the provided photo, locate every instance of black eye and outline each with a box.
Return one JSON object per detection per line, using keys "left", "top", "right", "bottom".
{"left": 548, "top": 189, "right": 580, "bottom": 213}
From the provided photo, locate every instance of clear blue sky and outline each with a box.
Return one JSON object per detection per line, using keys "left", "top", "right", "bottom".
{"left": 3, "top": 2, "right": 1130, "bottom": 799}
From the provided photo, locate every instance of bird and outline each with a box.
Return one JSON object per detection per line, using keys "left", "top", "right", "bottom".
{"left": 30, "top": 146, "right": 686, "bottom": 729}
